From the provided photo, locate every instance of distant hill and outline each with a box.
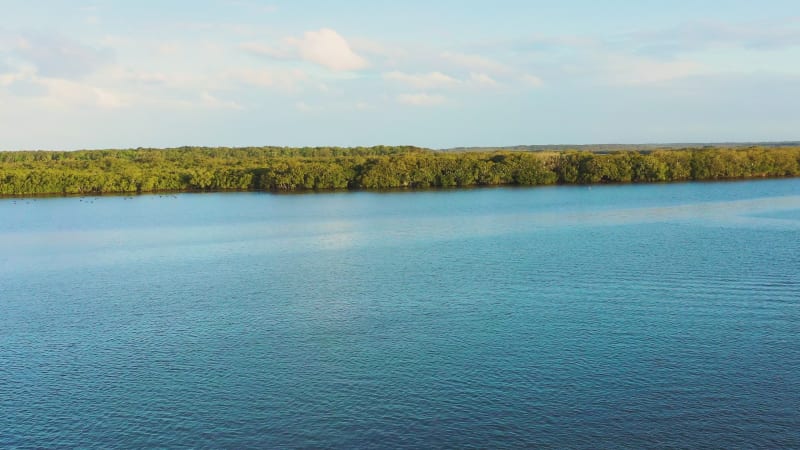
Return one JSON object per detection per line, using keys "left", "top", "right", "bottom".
{"left": 442, "top": 142, "right": 800, "bottom": 153}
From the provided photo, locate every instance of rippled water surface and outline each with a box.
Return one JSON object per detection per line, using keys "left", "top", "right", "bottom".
{"left": 2, "top": 180, "right": 799, "bottom": 448}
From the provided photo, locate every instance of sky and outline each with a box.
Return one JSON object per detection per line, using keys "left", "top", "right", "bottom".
{"left": 1, "top": 0, "right": 799, "bottom": 150}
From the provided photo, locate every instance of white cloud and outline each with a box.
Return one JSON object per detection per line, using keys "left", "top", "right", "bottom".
{"left": 201, "top": 91, "right": 243, "bottom": 110}
{"left": 396, "top": 93, "right": 446, "bottom": 106}
{"left": 244, "top": 28, "right": 368, "bottom": 72}
{"left": 469, "top": 72, "right": 498, "bottom": 87}
{"left": 287, "top": 28, "right": 367, "bottom": 71}
{"left": 383, "top": 71, "right": 459, "bottom": 89}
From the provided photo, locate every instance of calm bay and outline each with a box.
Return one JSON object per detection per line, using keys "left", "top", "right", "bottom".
{"left": 2, "top": 179, "right": 799, "bottom": 448}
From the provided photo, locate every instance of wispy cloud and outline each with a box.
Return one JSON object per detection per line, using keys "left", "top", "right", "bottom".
{"left": 599, "top": 55, "right": 707, "bottom": 85}
{"left": 469, "top": 73, "right": 497, "bottom": 87}
{"left": 350, "top": 37, "right": 407, "bottom": 64}
{"left": 243, "top": 28, "right": 368, "bottom": 72}
{"left": 383, "top": 71, "right": 459, "bottom": 89}
{"left": 625, "top": 19, "right": 800, "bottom": 57}
{"left": 201, "top": 91, "right": 242, "bottom": 110}
{"left": 466, "top": 29, "right": 712, "bottom": 86}
{"left": 10, "top": 33, "right": 114, "bottom": 79}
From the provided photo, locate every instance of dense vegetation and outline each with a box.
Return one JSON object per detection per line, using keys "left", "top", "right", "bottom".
{"left": 1, "top": 145, "right": 799, "bottom": 196}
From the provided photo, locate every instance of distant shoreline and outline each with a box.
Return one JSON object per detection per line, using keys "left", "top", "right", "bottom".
{"left": 443, "top": 141, "right": 800, "bottom": 153}
{"left": 1, "top": 145, "right": 799, "bottom": 197}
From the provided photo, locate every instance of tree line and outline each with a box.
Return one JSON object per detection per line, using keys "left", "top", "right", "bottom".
{"left": 1, "top": 145, "right": 799, "bottom": 196}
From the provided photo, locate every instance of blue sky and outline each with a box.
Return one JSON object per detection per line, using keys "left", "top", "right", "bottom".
{"left": 1, "top": 0, "right": 799, "bottom": 149}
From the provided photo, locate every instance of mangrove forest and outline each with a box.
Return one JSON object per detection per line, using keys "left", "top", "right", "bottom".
{"left": 1, "top": 145, "right": 799, "bottom": 196}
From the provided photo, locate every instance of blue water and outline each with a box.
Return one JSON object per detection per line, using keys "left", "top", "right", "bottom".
{"left": 2, "top": 180, "right": 799, "bottom": 448}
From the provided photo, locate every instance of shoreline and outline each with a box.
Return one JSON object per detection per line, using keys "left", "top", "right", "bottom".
{"left": 0, "top": 174, "right": 797, "bottom": 200}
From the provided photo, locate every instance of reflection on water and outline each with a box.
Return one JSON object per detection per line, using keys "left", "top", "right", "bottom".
{"left": 2, "top": 189, "right": 800, "bottom": 274}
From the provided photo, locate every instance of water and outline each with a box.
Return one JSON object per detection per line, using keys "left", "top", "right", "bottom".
{"left": 2, "top": 180, "right": 799, "bottom": 448}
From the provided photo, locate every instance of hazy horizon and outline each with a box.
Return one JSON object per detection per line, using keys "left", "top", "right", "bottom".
{"left": 4, "top": 140, "right": 800, "bottom": 153}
